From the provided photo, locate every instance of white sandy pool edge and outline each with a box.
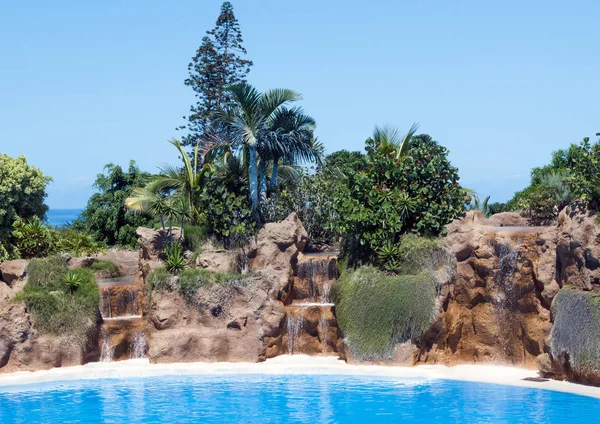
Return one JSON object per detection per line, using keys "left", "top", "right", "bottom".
{"left": 1, "top": 355, "right": 599, "bottom": 399}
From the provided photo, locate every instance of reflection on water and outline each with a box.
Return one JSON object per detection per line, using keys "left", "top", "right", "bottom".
{"left": 0, "top": 375, "right": 599, "bottom": 423}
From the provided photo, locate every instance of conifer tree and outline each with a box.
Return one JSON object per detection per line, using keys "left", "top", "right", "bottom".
{"left": 181, "top": 2, "right": 252, "bottom": 147}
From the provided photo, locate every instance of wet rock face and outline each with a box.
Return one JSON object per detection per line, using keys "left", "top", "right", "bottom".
{"left": 417, "top": 211, "right": 556, "bottom": 368}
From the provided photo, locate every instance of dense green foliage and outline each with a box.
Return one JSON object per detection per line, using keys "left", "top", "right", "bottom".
{"left": 16, "top": 257, "right": 99, "bottom": 339}
{"left": 181, "top": 1, "right": 252, "bottom": 146}
{"left": 0, "top": 154, "right": 51, "bottom": 260}
{"left": 197, "top": 175, "right": 256, "bottom": 248}
{"left": 334, "top": 134, "right": 465, "bottom": 267}
{"left": 550, "top": 288, "right": 600, "bottom": 377}
{"left": 75, "top": 161, "right": 153, "bottom": 248}
{"left": 332, "top": 266, "right": 437, "bottom": 360}
{"left": 264, "top": 150, "right": 367, "bottom": 247}
{"left": 504, "top": 135, "right": 600, "bottom": 223}
{"left": 11, "top": 217, "right": 104, "bottom": 259}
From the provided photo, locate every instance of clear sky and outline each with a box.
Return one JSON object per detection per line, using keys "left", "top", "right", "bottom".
{"left": 1, "top": 0, "right": 599, "bottom": 208}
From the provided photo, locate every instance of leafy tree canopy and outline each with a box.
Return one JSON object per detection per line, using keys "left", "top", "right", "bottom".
{"left": 0, "top": 154, "right": 51, "bottom": 259}
{"left": 74, "top": 161, "right": 153, "bottom": 248}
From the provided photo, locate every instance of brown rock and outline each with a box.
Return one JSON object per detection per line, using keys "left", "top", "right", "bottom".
{"left": 0, "top": 259, "right": 28, "bottom": 286}
{"left": 196, "top": 250, "right": 241, "bottom": 273}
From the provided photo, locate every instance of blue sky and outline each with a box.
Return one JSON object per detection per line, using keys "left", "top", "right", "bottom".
{"left": 1, "top": 0, "right": 599, "bottom": 208}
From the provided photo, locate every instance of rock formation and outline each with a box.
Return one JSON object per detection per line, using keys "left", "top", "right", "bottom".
{"left": 416, "top": 211, "right": 556, "bottom": 368}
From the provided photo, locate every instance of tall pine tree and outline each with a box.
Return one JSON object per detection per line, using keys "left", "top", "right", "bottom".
{"left": 181, "top": 2, "right": 252, "bottom": 147}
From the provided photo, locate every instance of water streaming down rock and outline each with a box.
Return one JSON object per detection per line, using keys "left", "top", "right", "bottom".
{"left": 97, "top": 278, "right": 147, "bottom": 361}
{"left": 284, "top": 254, "right": 340, "bottom": 356}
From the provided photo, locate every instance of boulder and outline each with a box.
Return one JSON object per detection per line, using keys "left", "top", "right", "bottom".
{"left": 0, "top": 259, "right": 27, "bottom": 287}
{"left": 137, "top": 227, "right": 183, "bottom": 262}
{"left": 417, "top": 212, "right": 554, "bottom": 368}
{"left": 147, "top": 275, "right": 285, "bottom": 363}
{"left": 196, "top": 250, "right": 241, "bottom": 274}
{"left": 248, "top": 213, "right": 308, "bottom": 292}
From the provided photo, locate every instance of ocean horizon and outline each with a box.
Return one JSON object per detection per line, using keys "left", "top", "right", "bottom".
{"left": 46, "top": 209, "right": 83, "bottom": 227}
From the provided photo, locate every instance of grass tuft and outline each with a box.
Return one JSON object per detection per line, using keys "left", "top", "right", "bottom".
{"left": 89, "top": 260, "right": 120, "bottom": 277}
{"left": 16, "top": 257, "right": 99, "bottom": 341}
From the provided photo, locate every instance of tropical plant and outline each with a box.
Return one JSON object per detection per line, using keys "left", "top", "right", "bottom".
{"left": 56, "top": 228, "right": 105, "bottom": 257}
{"left": 11, "top": 216, "right": 59, "bottom": 259}
{"left": 125, "top": 139, "right": 211, "bottom": 235}
{"left": 467, "top": 195, "right": 491, "bottom": 217}
{"left": 567, "top": 136, "right": 600, "bottom": 205}
{"left": 64, "top": 271, "right": 82, "bottom": 294}
{"left": 333, "top": 130, "right": 466, "bottom": 268}
{"left": 73, "top": 161, "right": 152, "bottom": 248}
{"left": 0, "top": 154, "right": 51, "bottom": 260}
{"left": 165, "top": 244, "right": 186, "bottom": 274}
{"left": 211, "top": 82, "right": 302, "bottom": 212}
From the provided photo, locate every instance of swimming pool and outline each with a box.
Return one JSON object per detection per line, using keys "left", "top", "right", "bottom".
{"left": 1, "top": 374, "right": 598, "bottom": 423}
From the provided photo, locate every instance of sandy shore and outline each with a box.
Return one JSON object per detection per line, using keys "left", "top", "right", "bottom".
{"left": 1, "top": 355, "right": 599, "bottom": 399}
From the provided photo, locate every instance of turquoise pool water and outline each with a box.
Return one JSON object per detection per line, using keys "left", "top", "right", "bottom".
{"left": 1, "top": 374, "right": 598, "bottom": 423}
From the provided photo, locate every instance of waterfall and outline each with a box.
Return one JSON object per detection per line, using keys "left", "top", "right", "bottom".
{"left": 100, "top": 334, "right": 113, "bottom": 362}
{"left": 98, "top": 279, "right": 145, "bottom": 362}
{"left": 287, "top": 309, "right": 303, "bottom": 355}
{"left": 494, "top": 242, "right": 519, "bottom": 309}
{"left": 130, "top": 332, "right": 147, "bottom": 359}
{"left": 102, "top": 288, "right": 112, "bottom": 319}
{"left": 320, "top": 312, "right": 328, "bottom": 353}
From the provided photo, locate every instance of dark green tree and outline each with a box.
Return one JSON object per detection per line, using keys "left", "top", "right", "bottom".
{"left": 74, "top": 161, "right": 153, "bottom": 248}
{"left": 181, "top": 1, "right": 252, "bottom": 147}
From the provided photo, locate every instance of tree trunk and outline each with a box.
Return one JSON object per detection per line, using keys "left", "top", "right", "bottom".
{"left": 259, "top": 160, "right": 268, "bottom": 206}
{"left": 248, "top": 145, "right": 259, "bottom": 211}
{"left": 271, "top": 159, "right": 279, "bottom": 190}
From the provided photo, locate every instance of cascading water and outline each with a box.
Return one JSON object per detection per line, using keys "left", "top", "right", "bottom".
{"left": 100, "top": 334, "right": 113, "bottom": 362}
{"left": 492, "top": 240, "right": 522, "bottom": 360}
{"left": 130, "top": 332, "right": 147, "bottom": 359}
{"left": 98, "top": 279, "right": 146, "bottom": 362}
{"left": 285, "top": 254, "right": 339, "bottom": 356}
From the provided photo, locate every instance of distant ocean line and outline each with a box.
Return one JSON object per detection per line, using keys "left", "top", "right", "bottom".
{"left": 46, "top": 209, "right": 83, "bottom": 227}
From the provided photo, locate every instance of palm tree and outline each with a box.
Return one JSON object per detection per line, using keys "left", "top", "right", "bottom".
{"left": 265, "top": 107, "right": 322, "bottom": 191}
{"left": 368, "top": 123, "right": 419, "bottom": 161}
{"left": 211, "top": 83, "right": 301, "bottom": 212}
{"left": 125, "top": 139, "right": 211, "bottom": 224}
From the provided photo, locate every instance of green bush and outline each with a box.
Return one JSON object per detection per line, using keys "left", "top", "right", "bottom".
{"left": 16, "top": 259, "right": 99, "bottom": 339}
{"left": 0, "top": 154, "right": 51, "bottom": 261}
{"left": 333, "top": 134, "right": 465, "bottom": 267}
{"left": 56, "top": 228, "right": 105, "bottom": 257}
{"left": 567, "top": 137, "right": 600, "bottom": 205}
{"left": 89, "top": 260, "right": 120, "bottom": 277}
{"left": 332, "top": 266, "right": 437, "bottom": 360}
{"left": 183, "top": 225, "right": 209, "bottom": 252}
{"left": 11, "top": 216, "right": 59, "bottom": 258}
{"left": 550, "top": 288, "right": 600, "bottom": 378}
